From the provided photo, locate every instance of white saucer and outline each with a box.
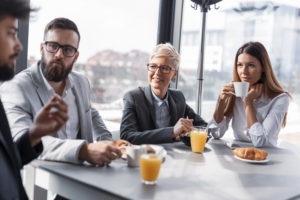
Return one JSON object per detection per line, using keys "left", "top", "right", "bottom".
{"left": 234, "top": 155, "right": 269, "bottom": 163}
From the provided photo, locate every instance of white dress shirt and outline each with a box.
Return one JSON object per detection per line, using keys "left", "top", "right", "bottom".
{"left": 209, "top": 93, "right": 289, "bottom": 147}
{"left": 40, "top": 67, "right": 79, "bottom": 139}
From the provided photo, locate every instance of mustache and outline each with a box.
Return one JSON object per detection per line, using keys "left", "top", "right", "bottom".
{"left": 9, "top": 53, "right": 19, "bottom": 60}
{"left": 50, "top": 59, "right": 64, "bottom": 65}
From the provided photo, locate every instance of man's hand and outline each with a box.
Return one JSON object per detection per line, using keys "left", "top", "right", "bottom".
{"left": 172, "top": 118, "right": 194, "bottom": 140}
{"left": 28, "top": 94, "right": 69, "bottom": 146}
{"left": 78, "top": 141, "right": 122, "bottom": 166}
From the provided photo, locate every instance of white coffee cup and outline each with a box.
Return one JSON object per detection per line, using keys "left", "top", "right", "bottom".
{"left": 127, "top": 145, "right": 146, "bottom": 167}
{"left": 233, "top": 82, "right": 249, "bottom": 97}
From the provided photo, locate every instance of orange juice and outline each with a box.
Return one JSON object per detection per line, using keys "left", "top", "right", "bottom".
{"left": 139, "top": 154, "right": 162, "bottom": 184}
{"left": 190, "top": 128, "right": 207, "bottom": 153}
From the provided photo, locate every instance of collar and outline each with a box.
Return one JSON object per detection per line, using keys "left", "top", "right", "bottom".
{"left": 151, "top": 89, "right": 169, "bottom": 107}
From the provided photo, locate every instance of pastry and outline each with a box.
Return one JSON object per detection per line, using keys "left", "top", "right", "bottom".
{"left": 146, "top": 145, "right": 155, "bottom": 154}
{"left": 113, "top": 139, "right": 131, "bottom": 155}
{"left": 232, "top": 147, "right": 268, "bottom": 161}
{"left": 113, "top": 139, "right": 131, "bottom": 147}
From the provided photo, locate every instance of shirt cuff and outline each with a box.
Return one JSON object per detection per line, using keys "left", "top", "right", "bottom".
{"left": 249, "top": 122, "right": 264, "bottom": 137}
{"left": 73, "top": 140, "right": 88, "bottom": 164}
{"left": 210, "top": 116, "right": 226, "bottom": 126}
{"left": 16, "top": 132, "right": 43, "bottom": 166}
{"left": 209, "top": 117, "right": 227, "bottom": 138}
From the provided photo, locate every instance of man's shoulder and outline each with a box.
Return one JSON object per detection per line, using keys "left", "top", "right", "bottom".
{"left": 69, "top": 71, "right": 89, "bottom": 83}
{"left": 1, "top": 67, "right": 32, "bottom": 88}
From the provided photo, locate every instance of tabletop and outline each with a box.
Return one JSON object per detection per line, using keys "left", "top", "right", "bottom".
{"left": 29, "top": 139, "right": 300, "bottom": 200}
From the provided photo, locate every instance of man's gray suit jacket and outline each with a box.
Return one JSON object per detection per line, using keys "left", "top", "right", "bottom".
{"left": 120, "top": 85, "right": 207, "bottom": 144}
{"left": 0, "top": 63, "right": 112, "bottom": 164}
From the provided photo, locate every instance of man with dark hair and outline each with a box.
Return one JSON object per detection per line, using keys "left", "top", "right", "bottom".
{"left": 0, "top": 0, "right": 69, "bottom": 199}
{"left": 1, "top": 17, "right": 122, "bottom": 166}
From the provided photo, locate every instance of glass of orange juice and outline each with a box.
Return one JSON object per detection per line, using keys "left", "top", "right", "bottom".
{"left": 139, "top": 154, "right": 162, "bottom": 185}
{"left": 190, "top": 126, "right": 207, "bottom": 153}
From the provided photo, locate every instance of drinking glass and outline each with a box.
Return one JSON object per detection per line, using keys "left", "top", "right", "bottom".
{"left": 139, "top": 154, "right": 162, "bottom": 185}
{"left": 190, "top": 126, "right": 207, "bottom": 153}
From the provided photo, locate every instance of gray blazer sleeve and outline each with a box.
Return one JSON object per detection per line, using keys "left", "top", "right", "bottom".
{"left": 185, "top": 104, "right": 208, "bottom": 127}
{"left": 91, "top": 106, "right": 112, "bottom": 141}
{"left": 120, "top": 91, "right": 174, "bottom": 144}
{"left": 0, "top": 77, "right": 86, "bottom": 164}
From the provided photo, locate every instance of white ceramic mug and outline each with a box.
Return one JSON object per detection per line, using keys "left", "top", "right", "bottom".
{"left": 127, "top": 145, "right": 146, "bottom": 167}
{"left": 233, "top": 82, "right": 249, "bottom": 97}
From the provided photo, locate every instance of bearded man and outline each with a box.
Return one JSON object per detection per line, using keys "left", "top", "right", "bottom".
{"left": 0, "top": 17, "right": 121, "bottom": 166}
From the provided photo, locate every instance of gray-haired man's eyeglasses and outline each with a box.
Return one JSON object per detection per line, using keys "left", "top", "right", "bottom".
{"left": 147, "top": 63, "right": 176, "bottom": 74}
{"left": 43, "top": 41, "right": 77, "bottom": 57}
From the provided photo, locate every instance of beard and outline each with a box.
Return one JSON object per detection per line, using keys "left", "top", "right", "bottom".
{"left": 0, "top": 53, "right": 19, "bottom": 81}
{"left": 40, "top": 53, "right": 75, "bottom": 82}
{"left": 0, "top": 53, "right": 17, "bottom": 81}
{"left": 0, "top": 64, "right": 14, "bottom": 81}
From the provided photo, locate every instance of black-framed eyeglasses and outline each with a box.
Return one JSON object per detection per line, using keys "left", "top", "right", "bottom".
{"left": 43, "top": 41, "right": 78, "bottom": 57}
{"left": 147, "top": 63, "right": 176, "bottom": 74}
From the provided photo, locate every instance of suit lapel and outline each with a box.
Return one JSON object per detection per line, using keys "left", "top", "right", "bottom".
{"left": 168, "top": 91, "right": 178, "bottom": 126}
{"left": 0, "top": 100, "right": 19, "bottom": 167}
{"left": 144, "top": 85, "right": 156, "bottom": 126}
{"left": 70, "top": 75, "right": 88, "bottom": 141}
{"left": 30, "top": 63, "right": 51, "bottom": 106}
{"left": 0, "top": 130, "right": 12, "bottom": 158}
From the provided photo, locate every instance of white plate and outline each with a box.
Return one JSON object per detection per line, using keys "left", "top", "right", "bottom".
{"left": 234, "top": 155, "right": 269, "bottom": 163}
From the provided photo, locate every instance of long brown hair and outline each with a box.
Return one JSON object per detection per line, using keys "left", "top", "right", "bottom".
{"left": 224, "top": 42, "right": 291, "bottom": 127}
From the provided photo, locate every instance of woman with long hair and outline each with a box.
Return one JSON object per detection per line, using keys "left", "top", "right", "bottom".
{"left": 211, "top": 41, "right": 291, "bottom": 147}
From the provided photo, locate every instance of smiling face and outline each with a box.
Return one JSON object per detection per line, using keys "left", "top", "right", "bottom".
{"left": 147, "top": 56, "right": 177, "bottom": 99}
{"left": 236, "top": 53, "right": 263, "bottom": 86}
{"left": 40, "top": 28, "right": 79, "bottom": 82}
{"left": 0, "top": 16, "right": 23, "bottom": 81}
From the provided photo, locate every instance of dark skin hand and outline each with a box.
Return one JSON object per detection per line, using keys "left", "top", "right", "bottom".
{"left": 28, "top": 94, "right": 69, "bottom": 147}
{"left": 78, "top": 141, "right": 122, "bottom": 166}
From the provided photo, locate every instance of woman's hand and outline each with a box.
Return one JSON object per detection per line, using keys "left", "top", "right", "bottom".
{"left": 213, "top": 83, "right": 234, "bottom": 123}
{"left": 245, "top": 83, "right": 263, "bottom": 104}
{"left": 219, "top": 83, "right": 235, "bottom": 101}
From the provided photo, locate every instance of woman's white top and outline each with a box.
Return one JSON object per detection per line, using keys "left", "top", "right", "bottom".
{"left": 209, "top": 93, "right": 290, "bottom": 147}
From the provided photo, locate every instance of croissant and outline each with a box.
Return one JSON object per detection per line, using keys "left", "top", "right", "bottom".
{"left": 112, "top": 140, "right": 156, "bottom": 155}
{"left": 232, "top": 147, "right": 268, "bottom": 160}
{"left": 113, "top": 139, "right": 132, "bottom": 155}
{"left": 146, "top": 145, "right": 155, "bottom": 154}
{"left": 113, "top": 139, "right": 131, "bottom": 147}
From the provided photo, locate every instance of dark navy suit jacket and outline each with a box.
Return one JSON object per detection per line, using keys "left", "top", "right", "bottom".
{"left": 0, "top": 100, "right": 42, "bottom": 200}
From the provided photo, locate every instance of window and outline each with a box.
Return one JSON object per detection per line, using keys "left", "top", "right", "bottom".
{"left": 28, "top": 0, "right": 159, "bottom": 131}
{"left": 179, "top": 0, "right": 300, "bottom": 136}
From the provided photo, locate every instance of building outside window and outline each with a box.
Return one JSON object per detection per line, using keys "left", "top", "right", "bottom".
{"left": 28, "top": 0, "right": 159, "bottom": 131}
{"left": 179, "top": 0, "right": 300, "bottom": 137}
